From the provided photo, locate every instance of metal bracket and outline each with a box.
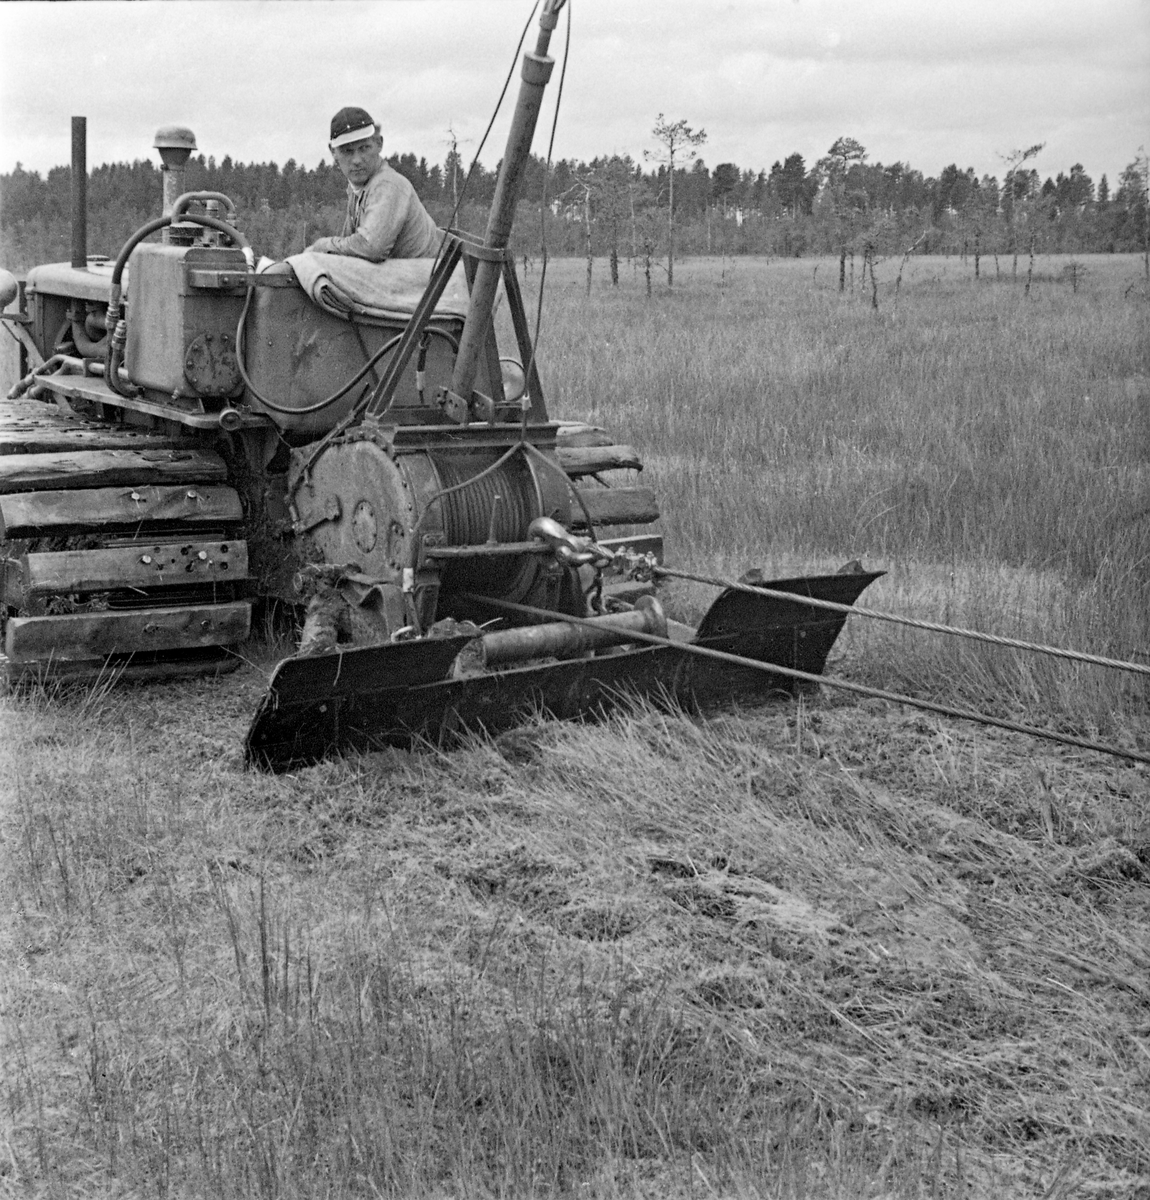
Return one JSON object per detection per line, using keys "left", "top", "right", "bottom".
{"left": 292, "top": 488, "right": 342, "bottom": 534}
{"left": 185, "top": 268, "right": 248, "bottom": 291}
{"left": 0, "top": 314, "right": 45, "bottom": 369}
{"left": 436, "top": 386, "right": 521, "bottom": 426}
{"left": 449, "top": 235, "right": 509, "bottom": 264}
{"left": 437, "top": 387, "right": 471, "bottom": 425}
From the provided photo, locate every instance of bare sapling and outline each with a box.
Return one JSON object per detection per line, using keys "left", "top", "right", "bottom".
{"left": 1000, "top": 142, "right": 1044, "bottom": 283}
{"left": 1025, "top": 232, "right": 1036, "bottom": 297}
{"left": 586, "top": 156, "right": 633, "bottom": 289}
{"left": 865, "top": 241, "right": 880, "bottom": 310}
{"left": 582, "top": 185, "right": 593, "bottom": 296}
{"left": 892, "top": 229, "right": 926, "bottom": 312}
{"left": 1062, "top": 259, "right": 1085, "bottom": 293}
{"left": 644, "top": 114, "right": 707, "bottom": 289}
{"left": 1136, "top": 149, "right": 1150, "bottom": 281}
{"left": 563, "top": 176, "right": 595, "bottom": 297}
{"left": 443, "top": 123, "right": 471, "bottom": 210}
{"left": 629, "top": 185, "right": 638, "bottom": 262}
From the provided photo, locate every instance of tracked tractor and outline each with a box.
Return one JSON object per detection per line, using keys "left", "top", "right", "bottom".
{"left": 0, "top": 1, "right": 879, "bottom": 770}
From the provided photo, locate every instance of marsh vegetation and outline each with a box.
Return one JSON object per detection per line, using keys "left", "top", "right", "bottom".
{"left": 2, "top": 254, "right": 1147, "bottom": 1198}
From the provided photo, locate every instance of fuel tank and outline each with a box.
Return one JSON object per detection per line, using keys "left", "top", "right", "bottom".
{"left": 241, "top": 260, "right": 497, "bottom": 438}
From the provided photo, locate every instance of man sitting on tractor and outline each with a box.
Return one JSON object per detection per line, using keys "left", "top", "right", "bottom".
{"left": 306, "top": 107, "right": 441, "bottom": 262}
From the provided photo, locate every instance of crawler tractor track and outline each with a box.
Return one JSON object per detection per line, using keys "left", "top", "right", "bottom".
{"left": 0, "top": 397, "right": 251, "bottom": 685}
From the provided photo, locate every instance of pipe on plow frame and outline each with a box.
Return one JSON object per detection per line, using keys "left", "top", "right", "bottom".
{"left": 467, "top": 595, "right": 1150, "bottom": 766}
{"left": 481, "top": 596, "right": 668, "bottom": 667}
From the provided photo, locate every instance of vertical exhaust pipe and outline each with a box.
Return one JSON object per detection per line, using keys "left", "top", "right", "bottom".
{"left": 71, "top": 116, "right": 87, "bottom": 269}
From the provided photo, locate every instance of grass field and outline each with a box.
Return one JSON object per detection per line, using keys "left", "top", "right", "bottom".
{"left": 2, "top": 253, "right": 1148, "bottom": 1198}
{"left": 533, "top": 252, "right": 1149, "bottom": 734}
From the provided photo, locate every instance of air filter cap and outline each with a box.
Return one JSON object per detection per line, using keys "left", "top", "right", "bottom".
{"left": 153, "top": 125, "right": 197, "bottom": 168}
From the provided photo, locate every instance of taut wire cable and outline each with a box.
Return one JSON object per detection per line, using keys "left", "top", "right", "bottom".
{"left": 466, "top": 595, "right": 1150, "bottom": 766}
{"left": 651, "top": 565, "right": 1150, "bottom": 678}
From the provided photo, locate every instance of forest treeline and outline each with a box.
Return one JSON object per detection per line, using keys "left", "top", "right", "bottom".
{"left": 1, "top": 135, "right": 1147, "bottom": 270}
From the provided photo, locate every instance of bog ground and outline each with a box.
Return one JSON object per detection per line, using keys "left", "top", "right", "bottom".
{"left": 2, "top": 254, "right": 1148, "bottom": 1198}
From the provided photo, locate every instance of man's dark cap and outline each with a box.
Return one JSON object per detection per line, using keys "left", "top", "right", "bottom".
{"left": 330, "top": 107, "right": 377, "bottom": 148}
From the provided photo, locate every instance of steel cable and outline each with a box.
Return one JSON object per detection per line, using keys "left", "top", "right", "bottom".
{"left": 468, "top": 595, "right": 1150, "bottom": 766}
{"left": 433, "top": 0, "right": 541, "bottom": 267}
{"left": 651, "top": 565, "right": 1150, "bottom": 679}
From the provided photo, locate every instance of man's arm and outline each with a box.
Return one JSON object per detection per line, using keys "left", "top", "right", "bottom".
{"left": 308, "top": 175, "right": 408, "bottom": 262}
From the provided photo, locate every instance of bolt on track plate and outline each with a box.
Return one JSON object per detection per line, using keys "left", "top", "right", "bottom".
{"left": 244, "top": 571, "right": 883, "bottom": 773}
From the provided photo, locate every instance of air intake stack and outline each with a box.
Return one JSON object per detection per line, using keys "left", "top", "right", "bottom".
{"left": 153, "top": 125, "right": 197, "bottom": 244}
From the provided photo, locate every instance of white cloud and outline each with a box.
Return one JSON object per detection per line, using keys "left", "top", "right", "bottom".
{"left": 0, "top": 0, "right": 1146, "bottom": 185}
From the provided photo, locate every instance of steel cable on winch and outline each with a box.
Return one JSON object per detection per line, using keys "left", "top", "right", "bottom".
{"left": 650, "top": 565, "right": 1150, "bottom": 679}
{"left": 468, "top": 594, "right": 1150, "bottom": 766}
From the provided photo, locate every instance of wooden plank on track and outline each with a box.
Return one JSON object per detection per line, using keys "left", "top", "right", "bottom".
{"left": 0, "top": 427, "right": 181, "bottom": 455}
{"left": 5, "top": 601, "right": 251, "bottom": 661}
{"left": 0, "top": 448, "right": 227, "bottom": 494}
{"left": 23, "top": 540, "right": 248, "bottom": 594}
{"left": 0, "top": 400, "right": 95, "bottom": 427}
{"left": 0, "top": 484, "right": 243, "bottom": 538}
{"left": 1, "top": 557, "right": 24, "bottom": 610}
{"left": 0, "top": 414, "right": 99, "bottom": 433}
{"left": 557, "top": 444, "right": 643, "bottom": 476}
{"left": 573, "top": 486, "right": 660, "bottom": 526}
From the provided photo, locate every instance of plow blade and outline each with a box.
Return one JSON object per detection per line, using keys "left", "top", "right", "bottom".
{"left": 245, "top": 571, "right": 882, "bottom": 772}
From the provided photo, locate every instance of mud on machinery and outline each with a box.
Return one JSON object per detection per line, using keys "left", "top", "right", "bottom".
{"left": 0, "top": 1, "right": 879, "bottom": 771}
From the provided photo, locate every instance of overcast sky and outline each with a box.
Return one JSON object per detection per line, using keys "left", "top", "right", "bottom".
{"left": 1, "top": 0, "right": 1147, "bottom": 188}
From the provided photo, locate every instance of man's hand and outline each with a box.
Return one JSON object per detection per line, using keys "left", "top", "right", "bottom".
{"left": 306, "top": 237, "right": 337, "bottom": 254}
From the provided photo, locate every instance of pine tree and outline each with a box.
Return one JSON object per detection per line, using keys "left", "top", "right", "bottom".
{"left": 643, "top": 114, "right": 706, "bottom": 288}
